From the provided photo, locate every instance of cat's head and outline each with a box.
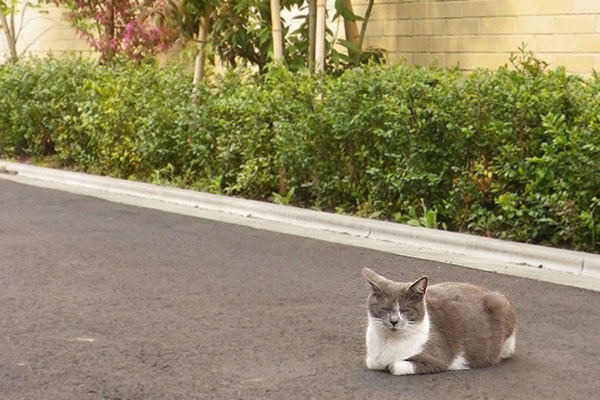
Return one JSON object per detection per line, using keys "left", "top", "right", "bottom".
{"left": 362, "top": 267, "right": 428, "bottom": 332}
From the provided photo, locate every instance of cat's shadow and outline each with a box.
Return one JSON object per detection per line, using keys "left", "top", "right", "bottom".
{"left": 360, "top": 353, "right": 531, "bottom": 381}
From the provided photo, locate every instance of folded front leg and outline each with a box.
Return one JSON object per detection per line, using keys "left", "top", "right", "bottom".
{"left": 388, "top": 360, "right": 416, "bottom": 375}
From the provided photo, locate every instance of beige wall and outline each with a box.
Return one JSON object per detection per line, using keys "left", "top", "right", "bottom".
{"left": 0, "top": 2, "right": 92, "bottom": 62}
{"left": 353, "top": 0, "right": 600, "bottom": 75}
{"left": 1, "top": 1, "right": 341, "bottom": 65}
{"left": 3, "top": 0, "right": 600, "bottom": 75}
{"left": 0, "top": 1, "right": 190, "bottom": 63}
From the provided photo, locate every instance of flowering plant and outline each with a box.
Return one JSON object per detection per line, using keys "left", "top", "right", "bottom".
{"left": 52, "top": 0, "right": 178, "bottom": 61}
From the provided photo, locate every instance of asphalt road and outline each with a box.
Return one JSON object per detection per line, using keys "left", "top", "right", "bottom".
{"left": 1, "top": 179, "right": 599, "bottom": 400}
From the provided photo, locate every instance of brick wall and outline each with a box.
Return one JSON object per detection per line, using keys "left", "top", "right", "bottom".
{"left": 0, "top": 1, "right": 181, "bottom": 63}
{"left": 1, "top": 1, "right": 335, "bottom": 64}
{"left": 4, "top": 1, "right": 599, "bottom": 75}
{"left": 353, "top": 0, "right": 600, "bottom": 75}
{"left": 0, "top": 2, "right": 93, "bottom": 62}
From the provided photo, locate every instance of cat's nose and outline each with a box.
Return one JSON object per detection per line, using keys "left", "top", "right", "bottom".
{"left": 390, "top": 320, "right": 398, "bottom": 327}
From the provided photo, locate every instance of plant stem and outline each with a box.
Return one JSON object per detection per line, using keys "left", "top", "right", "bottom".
{"left": 193, "top": 6, "right": 211, "bottom": 85}
{"left": 0, "top": 6, "right": 18, "bottom": 62}
{"left": 308, "top": 0, "right": 316, "bottom": 72}
{"left": 315, "top": 0, "right": 326, "bottom": 73}
{"left": 270, "top": 0, "right": 283, "bottom": 61}
{"left": 357, "top": 0, "right": 374, "bottom": 58}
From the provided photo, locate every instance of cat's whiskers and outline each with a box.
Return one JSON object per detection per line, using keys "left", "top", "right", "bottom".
{"left": 367, "top": 316, "right": 385, "bottom": 328}
{"left": 402, "top": 324, "right": 420, "bottom": 333}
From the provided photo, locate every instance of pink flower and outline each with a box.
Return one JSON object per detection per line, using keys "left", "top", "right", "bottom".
{"left": 56, "top": 0, "right": 179, "bottom": 61}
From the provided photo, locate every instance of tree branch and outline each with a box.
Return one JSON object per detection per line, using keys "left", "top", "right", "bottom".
{"left": 357, "top": 0, "right": 374, "bottom": 54}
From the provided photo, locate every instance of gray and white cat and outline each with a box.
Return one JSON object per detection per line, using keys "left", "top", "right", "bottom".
{"left": 363, "top": 268, "right": 516, "bottom": 375}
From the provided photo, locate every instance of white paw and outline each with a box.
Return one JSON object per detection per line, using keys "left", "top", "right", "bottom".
{"left": 366, "top": 357, "right": 387, "bottom": 370}
{"left": 389, "top": 361, "right": 415, "bottom": 376}
{"left": 500, "top": 332, "right": 516, "bottom": 359}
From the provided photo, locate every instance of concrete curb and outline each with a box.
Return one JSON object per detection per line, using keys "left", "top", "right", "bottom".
{"left": 2, "top": 160, "right": 600, "bottom": 291}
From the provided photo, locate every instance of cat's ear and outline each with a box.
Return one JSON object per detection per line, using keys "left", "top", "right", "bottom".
{"left": 362, "top": 267, "right": 386, "bottom": 296}
{"left": 409, "top": 276, "right": 428, "bottom": 297}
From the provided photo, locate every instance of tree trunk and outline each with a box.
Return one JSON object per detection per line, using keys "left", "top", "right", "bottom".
{"left": 315, "top": 0, "right": 326, "bottom": 73}
{"left": 308, "top": 0, "right": 316, "bottom": 72}
{"left": 0, "top": 7, "right": 18, "bottom": 62}
{"left": 102, "top": 0, "right": 115, "bottom": 60}
{"left": 341, "top": 0, "right": 360, "bottom": 59}
{"left": 270, "top": 0, "right": 283, "bottom": 61}
{"left": 193, "top": 9, "right": 211, "bottom": 85}
{"left": 106, "top": 1, "right": 114, "bottom": 39}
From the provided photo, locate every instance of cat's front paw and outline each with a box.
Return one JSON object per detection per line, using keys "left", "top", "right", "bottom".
{"left": 366, "top": 357, "right": 387, "bottom": 370}
{"left": 388, "top": 361, "right": 416, "bottom": 376}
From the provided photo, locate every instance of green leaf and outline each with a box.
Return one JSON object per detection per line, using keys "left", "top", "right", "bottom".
{"left": 337, "top": 39, "right": 360, "bottom": 54}
{"left": 334, "top": 0, "right": 362, "bottom": 21}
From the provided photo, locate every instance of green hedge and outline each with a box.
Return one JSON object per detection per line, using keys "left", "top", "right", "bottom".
{"left": 1, "top": 56, "right": 599, "bottom": 253}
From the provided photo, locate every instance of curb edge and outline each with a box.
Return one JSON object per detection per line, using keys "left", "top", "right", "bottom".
{"left": 2, "top": 160, "right": 599, "bottom": 291}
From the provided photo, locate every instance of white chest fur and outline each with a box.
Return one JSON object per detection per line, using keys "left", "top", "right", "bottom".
{"left": 365, "top": 312, "right": 430, "bottom": 371}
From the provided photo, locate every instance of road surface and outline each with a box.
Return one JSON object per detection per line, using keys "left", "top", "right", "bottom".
{"left": 1, "top": 179, "right": 599, "bottom": 399}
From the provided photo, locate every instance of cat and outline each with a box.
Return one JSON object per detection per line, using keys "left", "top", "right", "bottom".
{"left": 362, "top": 267, "right": 516, "bottom": 375}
